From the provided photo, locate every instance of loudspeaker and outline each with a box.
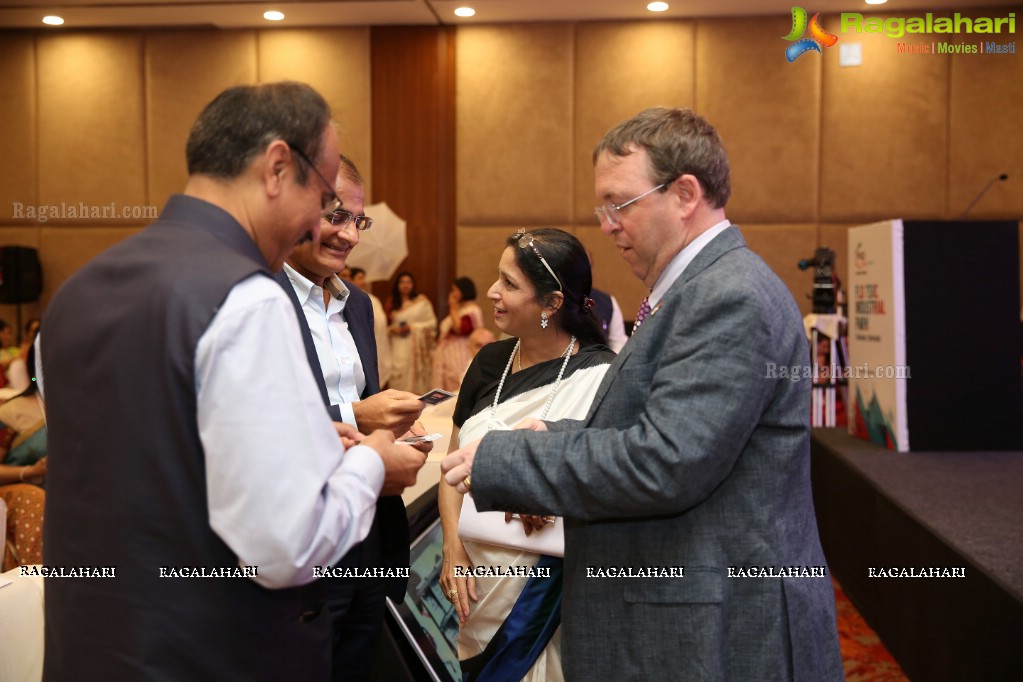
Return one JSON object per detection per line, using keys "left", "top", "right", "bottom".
{"left": 0, "top": 246, "right": 43, "bottom": 304}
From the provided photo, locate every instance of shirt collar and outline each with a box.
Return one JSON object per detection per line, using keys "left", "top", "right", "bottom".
{"left": 283, "top": 263, "right": 349, "bottom": 311}
{"left": 649, "top": 219, "right": 731, "bottom": 307}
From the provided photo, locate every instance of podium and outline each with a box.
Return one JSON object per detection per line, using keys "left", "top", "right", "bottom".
{"left": 847, "top": 219, "right": 1021, "bottom": 451}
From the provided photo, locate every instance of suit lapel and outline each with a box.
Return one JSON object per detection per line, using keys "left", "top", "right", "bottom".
{"left": 581, "top": 226, "right": 747, "bottom": 422}
{"left": 342, "top": 287, "right": 381, "bottom": 397}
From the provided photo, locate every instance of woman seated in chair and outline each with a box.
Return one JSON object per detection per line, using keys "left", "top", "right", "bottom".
{"left": 0, "top": 340, "right": 46, "bottom": 570}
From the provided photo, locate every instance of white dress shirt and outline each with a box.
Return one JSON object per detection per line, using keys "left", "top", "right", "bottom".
{"left": 283, "top": 264, "right": 367, "bottom": 427}
{"left": 194, "top": 273, "right": 383, "bottom": 588}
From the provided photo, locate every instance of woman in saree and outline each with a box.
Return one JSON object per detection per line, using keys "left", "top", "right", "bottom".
{"left": 387, "top": 271, "right": 437, "bottom": 394}
{"left": 432, "top": 276, "right": 485, "bottom": 392}
{"left": 439, "top": 229, "right": 615, "bottom": 681}
{"left": 0, "top": 341, "right": 46, "bottom": 570}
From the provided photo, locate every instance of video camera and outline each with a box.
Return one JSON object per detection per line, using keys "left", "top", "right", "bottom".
{"left": 797, "top": 247, "right": 838, "bottom": 314}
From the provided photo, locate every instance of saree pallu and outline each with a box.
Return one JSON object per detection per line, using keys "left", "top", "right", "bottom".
{"left": 456, "top": 355, "right": 610, "bottom": 682}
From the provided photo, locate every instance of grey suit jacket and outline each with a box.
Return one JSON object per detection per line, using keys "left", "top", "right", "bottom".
{"left": 472, "top": 227, "right": 843, "bottom": 681}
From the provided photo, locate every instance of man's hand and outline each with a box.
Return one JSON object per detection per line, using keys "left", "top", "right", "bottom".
{"left": 364, "top": 428, "right": 427, "bottom": 496}
{"left": 511, "top": 418, "right": 548, "bottom": 432}
{"left": 441, "top": 439, "right": 480, "bottom": 494}
{"left": 400, "top": 422, "right": 435, "bottom": 456}
{"left": 353, "top": 389, "right": 425, "bottom": 437}
{"left": 333, "top": 422, "right": 363, "bottom": 449}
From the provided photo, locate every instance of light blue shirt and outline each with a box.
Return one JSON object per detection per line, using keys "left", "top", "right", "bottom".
{"left": 283, "top": 264, "right": 367, "bottom": 428}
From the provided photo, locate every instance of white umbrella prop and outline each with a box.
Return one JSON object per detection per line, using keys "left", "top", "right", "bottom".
{"left": 346, "top": 201, "right": 409, "bottom": 283}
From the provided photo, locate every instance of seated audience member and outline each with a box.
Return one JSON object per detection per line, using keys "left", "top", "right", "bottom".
{"left": 0, "top": 343, "right": 46, "bottom": 569}
{"left": 0, "top": 321, "right": 38, "bottom": 401}
{"left": 0, "top": 320, "right": 19, "bottom": 389}
{"left": 432, "top": 277, "right": 484, "bottom": 392}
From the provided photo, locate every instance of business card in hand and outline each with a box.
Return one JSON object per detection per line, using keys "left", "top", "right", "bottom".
{"left": 398, "top": 432, "right": 443, "bottom": 445}
{"left": 418, "top": 388, "right": 456, "bottom": 405}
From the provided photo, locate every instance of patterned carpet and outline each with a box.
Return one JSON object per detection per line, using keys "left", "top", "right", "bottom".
{"left": 834, "top": 578, "right": 909, "bottom": 681}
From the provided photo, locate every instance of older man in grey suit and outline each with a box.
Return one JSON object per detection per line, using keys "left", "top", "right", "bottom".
{"left": 442, "top": 107, "right": 843, "bottom": 681}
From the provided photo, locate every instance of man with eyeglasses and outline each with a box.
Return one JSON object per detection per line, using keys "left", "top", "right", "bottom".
{"left": 443, "top": 107, "right": 843, "bottom": 681}
{"left": 277, "top": 154, "right": 428, "bottom": 681}
{"left": 37, "top": 82, "right": 426, "bottom": 681}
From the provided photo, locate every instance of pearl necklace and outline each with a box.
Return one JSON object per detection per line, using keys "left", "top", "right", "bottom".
{"left": 489, "top": 336, "right": 577, "bottom": 431}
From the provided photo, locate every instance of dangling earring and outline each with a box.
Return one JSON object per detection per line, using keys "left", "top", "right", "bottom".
{"left": 540, "top": 311, "right": 549, "bottom": 329}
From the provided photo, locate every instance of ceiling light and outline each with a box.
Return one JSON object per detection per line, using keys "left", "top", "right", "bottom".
{"left": 647, "top": 1, "right": 670, "bottom": 11}
{"left": 42, "top": 15, "right": 64, "bottom": 25}
{"left": 263, "top": 10, "right": 285, "bottom": 21}
{"left": 865, "top": 0, "right": 888, "bottom": 4}
{"left": 454, "top": 7, "right": 476, "bottom": 18}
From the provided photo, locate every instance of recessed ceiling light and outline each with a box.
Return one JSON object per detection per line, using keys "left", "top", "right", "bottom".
{"left": 263, "top": 10, "right": 285, "bottom": 21}
{"left": 454, "top": 7, "right": 476, "bottom": 18}
{"left": 647, "top": 1, "right": 670, "bottom": 11}
{"left": 42, "top": 15, "right": 64, "bottom": 25}
{"left": 865, "top": 0, "right": 888, "bottom": 5}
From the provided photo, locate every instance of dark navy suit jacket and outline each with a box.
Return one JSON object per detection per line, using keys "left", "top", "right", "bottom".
{"left": 275, "top": 270, "right": 410, "bottom": 601}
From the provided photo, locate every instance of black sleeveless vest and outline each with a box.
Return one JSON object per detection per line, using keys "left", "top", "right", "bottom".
{"left": 41, "top": 195, "right": 330, "bottom": 681}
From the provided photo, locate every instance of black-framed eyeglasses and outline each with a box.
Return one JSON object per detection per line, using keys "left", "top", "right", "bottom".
{"left": 323, "top": 208, "right": 373, "bottom": 231}
{"left": 515, "top": 230, "right": 563, "bottom": 290}
{"left": 286, "top": 142, "right": 341, "bottom": 213}
{"left": 593, "top": 182, "right": 668, "bottom": 227}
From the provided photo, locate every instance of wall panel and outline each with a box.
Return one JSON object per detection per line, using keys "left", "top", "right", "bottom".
{"left": 0, "top": 35, "right": 37, "bottom": 222}
{"left": 741, "top": 223, "right": 818, "bottom": 317}
{"left": 37, "top": 32, "right": 147, "bottom": 219}
{"left": 820, "top": 12, "right": 948, "bottom": 222}
{"left": 948, "top": 14, "right": 1023, "bottom": 219}
{"left": 372, "top": 26, "right": 455, "bottom": 308}
{"left": 146, "top": 30, "right": 257, "bottom": 209}
{"left": 37, "top": 227, "right": 140, "bottom": 308}
{"left": 697, "top": 17, "right": 821, "bottom": 224}
{"left": 258, "top": 28, "right": 372, "bottom": 195}
{"left": 573, "top": 21, "right": 695, "bottom": 223}
{"left": 457, "top": 24, "right": 574, "bottom": 225}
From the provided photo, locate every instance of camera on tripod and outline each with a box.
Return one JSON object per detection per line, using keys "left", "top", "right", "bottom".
{"left": 798, "top": 247, "right": 839, "bottom": 314}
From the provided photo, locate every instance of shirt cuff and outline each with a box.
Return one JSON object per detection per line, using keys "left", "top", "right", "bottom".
{"left": 341, "top": 442, "right": 386, "bottom": 495}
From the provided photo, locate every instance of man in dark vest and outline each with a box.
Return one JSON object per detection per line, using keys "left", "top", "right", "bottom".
{"left": 38, "top": 82, "right": 427, "bottom": 681}
{"left": 277, "top": 154, "right": 427, "bottom": 680}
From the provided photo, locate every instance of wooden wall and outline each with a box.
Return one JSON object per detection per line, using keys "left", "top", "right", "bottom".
{"left": 1, "top": 10, "right": 1020, "bottom": 334}
{"left": 454, "top": 14, "right": 1023, "bottom": 321}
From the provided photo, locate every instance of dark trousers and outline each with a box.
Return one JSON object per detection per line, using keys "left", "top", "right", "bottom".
{"left": 326, "top": 575, "right": 388, "bottom": 682}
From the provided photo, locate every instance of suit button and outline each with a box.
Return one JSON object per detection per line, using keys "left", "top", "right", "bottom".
{"left": 299, "top": 607, "right": 322, "bottom": 623}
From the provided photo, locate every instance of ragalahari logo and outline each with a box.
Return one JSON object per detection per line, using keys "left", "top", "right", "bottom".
{"left": 783, "top": 7, "right": 838, "bottom": 62}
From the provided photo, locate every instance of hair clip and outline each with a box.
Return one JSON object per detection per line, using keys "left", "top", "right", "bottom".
{"left": 581, "top": 297, "right": 595, "bottom": 314}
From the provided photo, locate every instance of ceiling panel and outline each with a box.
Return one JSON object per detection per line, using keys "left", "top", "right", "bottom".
{"left": 0, "top": 0, "right": 1017, "bottom": 29}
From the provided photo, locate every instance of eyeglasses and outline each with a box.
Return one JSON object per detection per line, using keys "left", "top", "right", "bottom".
{"left": 515, "top": 231, "right": 563, "bottom": 290}
{"left": 286, "top": 142, "right": 341, "bottom": 214}
{"left": 323, "top": 208, "right": 373, "bottom": 231}
{"left": 593, "top": 182, "right": 668, "bottom": 227}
